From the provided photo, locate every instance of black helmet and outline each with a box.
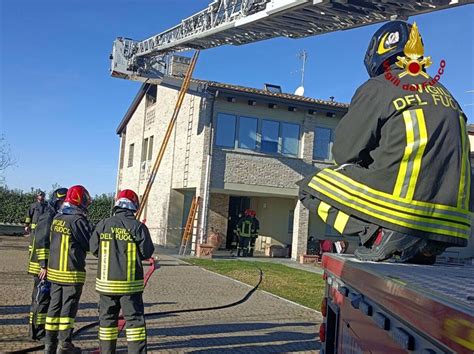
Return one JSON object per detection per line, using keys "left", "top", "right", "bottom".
{"left": 50, "top": 188, "right": 68, "bottom": 211}
{"left": 37, "top": 190, "right": 46, "bottom": 197}
{"left": 364, "top": 21, "right": 414, "bottom": 78}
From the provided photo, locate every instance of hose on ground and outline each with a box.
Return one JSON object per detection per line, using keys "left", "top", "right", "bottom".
{"left": 9, "top": 266, "right": 263, "bottom": 353}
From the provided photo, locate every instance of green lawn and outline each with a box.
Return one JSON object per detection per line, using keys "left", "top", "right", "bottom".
{"left": 186, "top": 258, "right": 325, "bottom": 311}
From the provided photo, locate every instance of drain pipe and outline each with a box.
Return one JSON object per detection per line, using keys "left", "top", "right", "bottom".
{"left": 197, "top": 89, "right": 217, "bottom": 247}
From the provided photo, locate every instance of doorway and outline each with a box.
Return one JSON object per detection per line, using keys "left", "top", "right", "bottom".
{"left": 225, "top": 196, "right": 250, "bottom": 249}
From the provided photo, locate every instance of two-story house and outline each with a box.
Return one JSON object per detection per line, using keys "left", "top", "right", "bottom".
{"left": 115, "top": 56, "right": 349, "bottom": 260}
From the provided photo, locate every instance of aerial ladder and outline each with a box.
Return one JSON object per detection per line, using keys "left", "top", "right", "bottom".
{"left": 110, "top": 0, "right": 473, "bottom": 83}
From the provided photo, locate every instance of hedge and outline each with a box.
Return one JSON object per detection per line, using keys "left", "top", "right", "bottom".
{"left": 0, "top": 186, "right": 114, "bottom": 225}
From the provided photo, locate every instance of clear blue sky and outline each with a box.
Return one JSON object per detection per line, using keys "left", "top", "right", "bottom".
{"left": 1, "top": 1, "right": 473, "bottom": 195}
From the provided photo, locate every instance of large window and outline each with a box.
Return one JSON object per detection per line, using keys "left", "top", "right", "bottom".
{"left": 281, "top": 123, "right": 300, "bottom": 157}
{"left": 314, "top": 127, "right": 334, "bottom": 161}
{"left": 128, "top": 143, "right": 135, "bottom": 167}
{"left": 261, "top": 120, "right": 279, "bottom": 153}
{"left": 215, "top": 114, "right": 236, "bottom": 147}
{"left": 214, "top": 113, "right": 301, "bottom": 157}
{"left": 238, "top": 116, "right": 257, "bottom": 150}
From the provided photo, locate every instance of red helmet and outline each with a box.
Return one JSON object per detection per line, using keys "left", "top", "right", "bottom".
{"left": 65, "top": 185, "right": 92, "bottom": 211}
{"left": 244, "top": 209, "right": 251, "bottom": 217}
{"left": 249, "top": 209, "right": 256, "bottom": 217}
{"left": 115, "top": 189, "right": 140, "bottom": 212}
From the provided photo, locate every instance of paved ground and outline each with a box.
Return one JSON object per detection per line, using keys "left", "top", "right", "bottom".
{"left": 0, "top": 236, "right": 322, "bottom": 353}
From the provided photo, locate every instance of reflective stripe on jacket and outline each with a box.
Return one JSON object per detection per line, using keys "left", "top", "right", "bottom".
{"left": 48, "top": 213, "right": 91, "bottom": 285}
{"left": 27, "top": 205, "right": 55, "bottom": 275}
{"left": 90, "top": 208, "right": 155, "bottom": 295}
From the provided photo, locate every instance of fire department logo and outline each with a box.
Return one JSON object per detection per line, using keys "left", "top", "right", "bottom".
{"left": 395, "top": 22, "right": 432, "bottom": 78}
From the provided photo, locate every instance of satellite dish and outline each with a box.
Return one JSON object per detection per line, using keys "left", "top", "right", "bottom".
{"left": 294, "top": 86, "right": 305, "bottom": 96}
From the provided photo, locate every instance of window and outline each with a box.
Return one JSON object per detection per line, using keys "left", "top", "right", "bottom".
{"left": 261, "top": 120, "right": 279, "bottom": 153}
{"left": 119, "top": 133, "right": 126, "bottom": 169}
{"left": 146, "top": 85, "right": 157, "bottom": 107}
{"left": 141, "top": 138, "right": 149, "bottom": 163}
{"left": 215, "top": 113, "right": 236, "bottom": 147}
{"left": 238, "top": 116, "right": 257, "bottom": 150}
{"left": 288, "top": 210, "right": 294, "bottom": 233}
{"left": 128, "top": 143, "right": 134, "bottom": 167}
{"left": 214, "top": 113, "right": 301, "bottom": 157}
{"left": 281, "top": 122, "right": 300, "bottom": 157}
{"left": 314, "top": 127, "right": 334, "bottom": 160}
{"left": 148, "top": 136, "right": 154, "bottom": 161}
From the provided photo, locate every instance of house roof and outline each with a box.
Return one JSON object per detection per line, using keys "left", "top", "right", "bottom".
{"left": 116, "top": 77, "right": 349, "bottom": 134}
{"left": 467, "top": 124, "right": 474, "bottom": 134}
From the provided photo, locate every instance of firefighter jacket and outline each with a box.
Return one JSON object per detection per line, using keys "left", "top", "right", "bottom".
{"left": 236, "top": 216, "right": 259, "bottom": 238}
{"left": 27, "top": 204, "right": 56, "bottom": 275}
{"left": 25, "top": 201, "right": 47, "bottom": 230}
{"left": 90, "top": 208, "right": 155, "bottom": 295}
{"left": 302, "top": 65, "right": 472, "bottom": 247}
{"left": 47, "top": 209, "right": 92, "bottom": 285}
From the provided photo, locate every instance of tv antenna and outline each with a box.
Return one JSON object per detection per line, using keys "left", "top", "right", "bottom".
{"left": 294, "top": 50, "right": 307, "bottom": 96}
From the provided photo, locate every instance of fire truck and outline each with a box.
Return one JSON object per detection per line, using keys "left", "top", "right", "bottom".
{"left": 320, "top": 253, "right": 474, "bottom": 353}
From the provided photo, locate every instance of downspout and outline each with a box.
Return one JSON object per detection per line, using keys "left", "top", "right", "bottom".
{"left": 197, "top": 88, "right": 217, "bottom": 247}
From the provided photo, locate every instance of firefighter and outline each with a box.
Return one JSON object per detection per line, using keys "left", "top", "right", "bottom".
{"left": 230, "top": 212, "right": 243, "bottom": 256}
{"left": 235, "top": 209, "right": 257, "bottom": 257}
{"left": 44, "top": 185, "right": 92, "bottom": 354}
{"left": 27, "top": 188, "right": 68, "bottom": 341}
{"left": 248, "top": 210, "right": 260, "bottom": 257}
{"left": 90, "top": 189, "right": 155, "bottom": 354}
{"left": 298, "top": 21, "right": 472, "bottom": 264}
{"left": 25, "top": 191, "right": 47, "bottom": 235}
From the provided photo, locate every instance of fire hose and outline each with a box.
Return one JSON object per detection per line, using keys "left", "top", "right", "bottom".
{"left": 9, "top": 261, "right": 263, "bottom": 353}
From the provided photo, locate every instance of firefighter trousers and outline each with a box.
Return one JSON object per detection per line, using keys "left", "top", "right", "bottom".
{"left": 99, "top": 293, "right": 147, "bottom": 354}
{"left": 44, "top": 283, "right": 83, "bottom": 350}
{"left": 29, "top": 276, "right": 50, "bottom": 340}
{"left": 237, "top": 236, "right": 251, "bottom": 257}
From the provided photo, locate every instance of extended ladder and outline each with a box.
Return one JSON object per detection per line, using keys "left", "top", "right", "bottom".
{"left": 179, "top": 196, "right": 201, "bottom": 255}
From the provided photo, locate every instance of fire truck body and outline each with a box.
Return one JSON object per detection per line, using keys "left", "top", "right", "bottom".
{"left": 320, "top": 254, "right": 474, "bottom": 354}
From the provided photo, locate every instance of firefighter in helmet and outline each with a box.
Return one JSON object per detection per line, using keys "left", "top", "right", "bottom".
{"left": 25, "top": 191, "right": 47, "bottom": 235}
{"left": 298, "top": 21, "right": 472, "bottom": 264}
{"left": 45, "top": 185, "right": 92, "bottom": 353}
{"left": 235, "top": 209, "right": 259, "bottom": 257}
{"left": 90, "top": 189, "right": 155, "bottom": 354}
{"left": 27, "top": 188, "right": 68, "bottom": 341}
{"left": 247, "top": 210, "right": 260, "bottom": 257}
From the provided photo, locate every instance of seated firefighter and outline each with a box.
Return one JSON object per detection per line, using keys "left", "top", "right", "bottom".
{"left": 298, "top": 21, "right": 472, "bottom": 264}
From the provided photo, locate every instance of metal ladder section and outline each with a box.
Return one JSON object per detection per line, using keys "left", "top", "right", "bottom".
{"left": 183, "top": 94, "right": 196, "bottom": 188}
{"left": 179, "top": 196, "right": 201, "bottom": 255}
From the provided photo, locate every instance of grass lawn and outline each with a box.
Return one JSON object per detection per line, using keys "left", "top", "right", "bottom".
{"left": 186, "top": 258, "right": 325, "bottom": 311}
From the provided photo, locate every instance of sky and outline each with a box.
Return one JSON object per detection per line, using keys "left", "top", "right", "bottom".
{"left": 1, "top": 1, "right": 473, "bottom": 195}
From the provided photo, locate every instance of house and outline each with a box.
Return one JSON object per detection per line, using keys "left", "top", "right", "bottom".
{"left": 115, "top": 57, "right": 474, "bottom": 263}
{"left": 115, "top": 57, "right": 348, "bottom": 260}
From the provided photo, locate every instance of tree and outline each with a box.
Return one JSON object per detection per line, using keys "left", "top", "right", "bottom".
{"left": 0, "top": 136, "right": 15, "bottom": 185}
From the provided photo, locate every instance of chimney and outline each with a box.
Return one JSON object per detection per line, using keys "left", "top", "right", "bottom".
{"left": 169, "top": 55, "right": 191, "bottom": 77}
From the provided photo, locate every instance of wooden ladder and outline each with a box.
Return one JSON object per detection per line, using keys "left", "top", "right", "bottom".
{"left": 179, "top": 196, "right": 201, "bottom": 255}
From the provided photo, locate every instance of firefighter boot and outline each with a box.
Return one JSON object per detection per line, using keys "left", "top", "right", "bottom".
{"left": 354, "top": 228, "right": 423, "bottom": 262}
{"left": 57, "top": 342, "right": 81, "bottom": 354}
{"left": 44, "top": 343, "right": 57, "bottom": 354}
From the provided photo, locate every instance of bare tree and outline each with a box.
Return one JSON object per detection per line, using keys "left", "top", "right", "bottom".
{"left": 0, "top": 135, "right": 15, "bottom": 176}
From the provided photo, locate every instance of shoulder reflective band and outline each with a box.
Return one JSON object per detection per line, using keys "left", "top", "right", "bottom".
{"left": 394, "top": 108, "right": 428, "bottom": 200}
{"left": 457, "top": 115, "right": 471, "bottom": 210}
{"left": 127, "top": 242, "right": 136, "bottom": 282}
{"left": 101, "top": 241, "right": 110, "bottom": 281}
